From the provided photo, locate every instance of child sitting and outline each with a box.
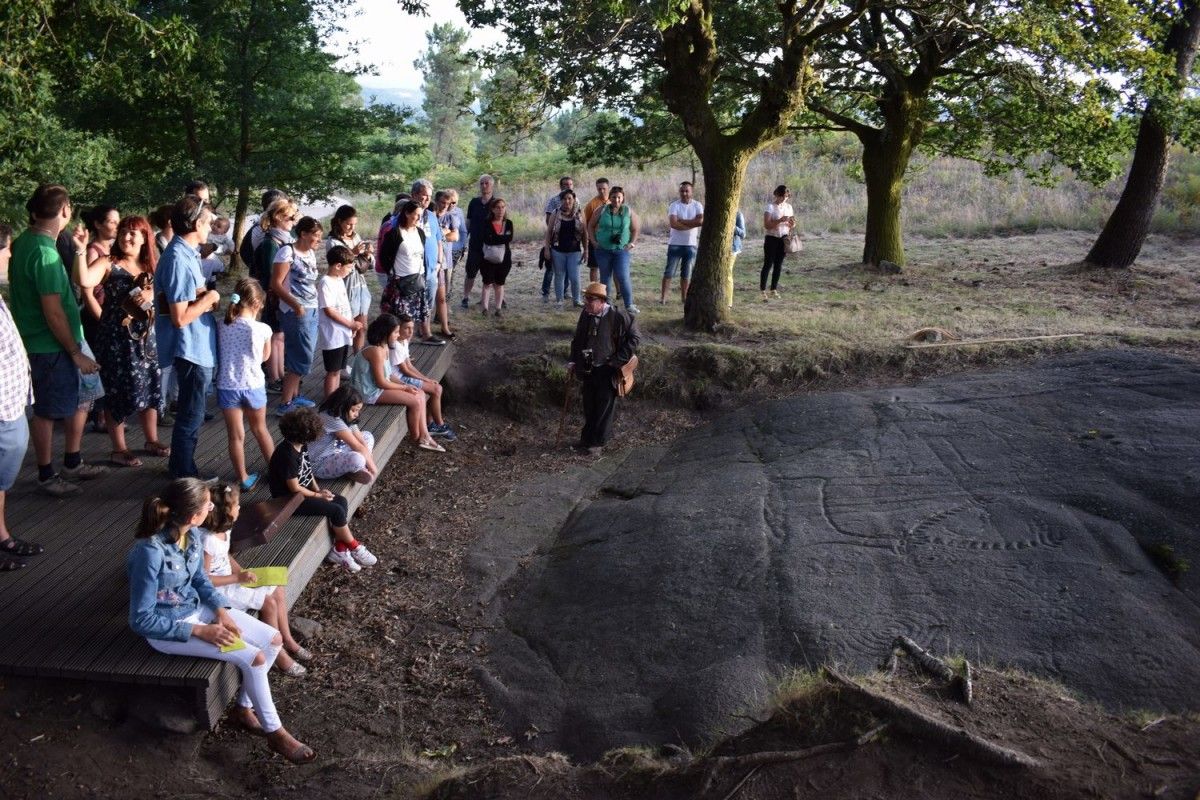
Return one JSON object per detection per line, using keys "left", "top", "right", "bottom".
{"left": 216, "top": 278, "right": 275, "bottom": 491}
{"left": 268, "top": 408, "right": 377, "bottom": 573}
{"left": 390, "top": 313, "right": 455, "bottom": 441}
{"left": 309, "top": 386, "right": 378, "bottom": 481}
{"left": 349, "top": 314, "right": 443, "bottom": 452}
{"left": 202, "top": 481, "right": 312, "bottom": 677}
{"left": 317, "top": 245, "right": 363, "bottom": 398}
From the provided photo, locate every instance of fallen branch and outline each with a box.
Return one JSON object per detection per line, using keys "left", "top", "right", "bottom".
{"left": 894, "top": 636, "right": 955, "bottom": 683}
{"left": 904, "top": 333, "right": 1087, "bottom": 350}
{"left": 824, "top": 667, "right": 1040, "bottom": 768}
{"left": 960, "top": 659, "right": 974, "bottom": 706}
{"left": 696, "top": 723, "right": 888, "bottom": 795}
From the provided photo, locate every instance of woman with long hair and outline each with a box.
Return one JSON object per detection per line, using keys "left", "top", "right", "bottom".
{"left": 128, "top": 478, "right": 315, "bottom": 762}
{"left": 76, "top": 215, "right": 165, "bottom": 466}
{"left": 479, "top": 197, "right": 514, "bottom": 317}
{"left": 378, "top": 201, "right": 428, "bottom": 323}
{"left": 543, "top": 189, "right": 587, "bottom": 308}
{"left": 79, "top": 205, "right": 120, "bottom": 431}
{"left": 326, "top": 204, "right": 374, "bottom": 352}
{"left": 271, "top": 216, "right": 323, "bottom": 415}
{"left": 253, "top": 198, "right": 300, "bottom": 391}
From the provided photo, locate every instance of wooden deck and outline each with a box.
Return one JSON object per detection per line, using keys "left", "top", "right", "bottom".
{"left": 0, "top": 343, "right": 453, "bottom": 727}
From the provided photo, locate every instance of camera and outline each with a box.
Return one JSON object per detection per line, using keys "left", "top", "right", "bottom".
{"left": 581, "top": 348, "right": 594, "bottom": 367}
{"left": 128, "top": 286, "right": 152, "bottom": 311}
{"left": 610, "top": 233, "right": 622, "bottom": 245}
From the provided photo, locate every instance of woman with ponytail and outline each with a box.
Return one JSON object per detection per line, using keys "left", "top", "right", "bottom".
{"left": 128, "top": 478, "right": 315, "bottom": 763}
{"left": 216, "top": 278, "right": 274, "bottom": 491}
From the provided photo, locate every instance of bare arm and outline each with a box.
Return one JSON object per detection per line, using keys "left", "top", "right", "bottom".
{"left": 168, "top": 290, "right": 219, "bottom": 329}
{"left": 76, "top": 253, "right": 110, "bottom": 289}
{"left": 587, "top": 212, "right": 601, "bottom": 246}
{"left": 271, "top": 260, "right": 303, "bottom": 315}
{"left": 628, "top": 211, "right": 641, "bottom": 247}
{"left": 39, "top": 295, "right": 98, "bottom": 374}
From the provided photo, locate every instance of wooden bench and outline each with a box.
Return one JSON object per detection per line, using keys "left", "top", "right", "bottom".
{"left": 230, "top": 494, "right": 303, "bottom": 553}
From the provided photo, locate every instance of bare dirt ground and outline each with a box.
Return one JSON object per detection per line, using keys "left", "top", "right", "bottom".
{"left": 1, "top": 232, "right": 1198, "bottom": 800}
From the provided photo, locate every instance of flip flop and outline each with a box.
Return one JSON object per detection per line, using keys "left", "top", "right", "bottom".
{"left": 268, "top": 735, "right": 317, "bottom": 765}
{"left": 109, "top": 450, "right": 144, "bottom": 468}
{"left": 417, "top": 438, "right": 446, "bottom": 453}
{"left": 0, "top": 537, "right": 44, "bottom": 557}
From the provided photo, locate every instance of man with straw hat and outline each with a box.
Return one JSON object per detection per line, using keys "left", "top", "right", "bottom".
{"left": 567, "top": 282, "right": 640, "bottom": 456}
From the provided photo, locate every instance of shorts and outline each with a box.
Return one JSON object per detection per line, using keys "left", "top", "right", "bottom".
{"left": 480, "top": 259, "right": 511, "bottom": 286}
{"left": 398, "top": 374, "right": 423, "bottom": 389}
{"left": 322, "top": 345, "right": 352, "bottom": 373}
{"left": 217, "top": 386, "right": 267, "bottom": 411}
{"left": 664, "top": 244, "right": 698, "bottom": 279}
{"left": 349, "top": 282, "right": 372, "bottom": 318}
{"left": 0, "top": 416, "right": 30, "bottom": 491}
{"left": 425, "top": 271, "right": 438, "bottom": 308}
{"left": 279, "top": 309, "right": 318, "bottom": 377}
{"left": 29, "top": 351, "right": 81, "bottom": 419}
{"left": 465, "top": 246, "right": 482, "bottom": 280}
{"left": 439, "top": 265, "right": 452, "bottom": 289}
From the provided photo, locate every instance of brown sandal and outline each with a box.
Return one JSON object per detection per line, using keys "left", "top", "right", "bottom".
{"left": 267, "top": 730, "right": 317, "bottom": 764}
{"left": 143, "top": 441, "right": 171, "bottom": 457}
{"left": 109, "top": 450, "right": 143, "bottom": 468}
{"left": 232, "top": 706, "right": 268, "bottom": 737}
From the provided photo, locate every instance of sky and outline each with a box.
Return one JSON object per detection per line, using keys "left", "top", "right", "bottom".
{"left": 336, "top": 0, "right": 498, "bottom": 92}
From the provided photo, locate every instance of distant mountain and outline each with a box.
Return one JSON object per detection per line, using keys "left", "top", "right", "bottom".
{"left": 359, "top": 85, "right": 423, "bottom": 110}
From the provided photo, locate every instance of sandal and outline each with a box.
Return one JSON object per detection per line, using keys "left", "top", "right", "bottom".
{"left": 143, "top": 441, "right": 171, "bottom": 458}
{"left": 289, "top": 646, "right": 313, "bottom": 662}
{"left": 275, "top": 661, "right": 307, "bottom": 677}
{"left": 267, "top": 731, "right": 317, "bottom": 764}
{"left": 0, "top": 556, "right": 27, "bottom": 571}
{"left": 109, "top": 450, "right": 143, "bottom": 468}
{"left": 417, "top": 438, "right": 446, "bottom": 453}
{"left": 0, "top": 537, "right": 44, "bottom": 557}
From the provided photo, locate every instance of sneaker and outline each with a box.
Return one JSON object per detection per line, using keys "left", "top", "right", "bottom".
{"left": 291, "top": 397, "right": 316, "bottom": 408}
{"left": 266, "top": 379, "right": 284, "bottom": 395}
{"left": 626, "top": 305, "right": 641, "bottom": 315}
{"left": 771, "top": 289, "right": 781, "bottom": 298}
{"left": 428, "top": 422, "right": 456, "bottom": 441}
{"left": 158, "top": 412, "right": 175, "bottom": 427}
{"left": 326, "top": 547, "right": 362, "bottom": 572}
{"left": 275, "top": 400, "right": 298, "bottom": 417}
{"left": 419, "top": 336, "right": 447, "bottom": 347}
{"left": 350, "top": 544, "right": 377, "bottom": 567}
{"left": 460, "top": 297, "right": 469, "bottom": 310}
{"left": 61, "top": 462, "right": 110, "bottom": 481}
{"left": 657, "top": 298, "right": 666, "bottom": 305}
{"left": 542, "top": 295, "right": 550, "bottom": 304}
{"left": 493, "top": 308, "right": 502, "bottom": 318}
{"left": 239, "top": 473, "right": 260, "bottom": 492}
{"left": 502, "top": 300, "right": 507, "bottom": 309}
{"left": 762, "top": 291, "right": 769, "bottom": 302}
{"left": 37, "top": 474, "right": 82, "bottom": 497}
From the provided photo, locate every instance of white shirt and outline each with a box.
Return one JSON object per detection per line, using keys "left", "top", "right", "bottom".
{"left": 317, "top": 275, "right": 354, "bottom": 350}
{"left": 765, "top": 202, "right": 794, "bottom": 237}
{"left": 668, "top": 200, "right": 703, "bottom": 247}
{"left": 216, "top": 317, "right": 272, "bottom": 390}
{"left": 391, "top": 227, "right": 424, "bottom": 277}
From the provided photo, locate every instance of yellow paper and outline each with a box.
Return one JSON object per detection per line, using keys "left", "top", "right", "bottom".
{"left": 220, "top": 637, "right": 247, "bottom": 653}
{"left": 243, "top": 566, "right": 288, "bottom": 588}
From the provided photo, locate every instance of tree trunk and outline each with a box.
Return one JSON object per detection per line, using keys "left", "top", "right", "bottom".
{"left": 684, "top": 146, "right": 750, "bottom": 331}
{"left": 231, "top": 186, "right": 251, "bottom": 271}
{"left": 860, "top": 128, "right": 915, "bottom": 267}
{"left": 1086, "top": 0, "right": 1200, "bottom": 269}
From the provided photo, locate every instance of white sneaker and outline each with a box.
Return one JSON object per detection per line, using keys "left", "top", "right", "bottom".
{"left": 326, "top": 547, "right": 362, "bottom": 572}
{"left": 350, "top": 543, "right": 377, "bottom": 567}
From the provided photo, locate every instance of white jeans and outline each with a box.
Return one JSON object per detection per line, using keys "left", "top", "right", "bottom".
{"left": 146, "top": 607, "right": 283, "bottom": 732}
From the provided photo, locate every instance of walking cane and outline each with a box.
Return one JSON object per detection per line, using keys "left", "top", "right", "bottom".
{"left": 555, "top": 370, "right": 574, "bottom": 449}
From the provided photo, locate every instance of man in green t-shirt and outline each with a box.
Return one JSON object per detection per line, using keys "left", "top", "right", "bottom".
{"left": 9, "top": 184, "right": 109, "bottom": 497}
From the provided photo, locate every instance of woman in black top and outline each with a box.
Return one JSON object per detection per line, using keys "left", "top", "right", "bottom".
{"left": 543, "top": 189, "right": 587, "bottom": 308}
{"left": 479, "top": 198, "right": 514, "bottom": 317}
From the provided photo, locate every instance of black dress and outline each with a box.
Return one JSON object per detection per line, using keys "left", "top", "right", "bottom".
{"left": 96, "top": 263, "right": 162, "bottom": 423}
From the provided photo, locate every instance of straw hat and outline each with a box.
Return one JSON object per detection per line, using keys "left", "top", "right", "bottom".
{"left": 583, "top": 282, "right": 608, "bottom": 300}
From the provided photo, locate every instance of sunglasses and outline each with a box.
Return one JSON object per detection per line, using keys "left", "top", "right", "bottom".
{"left": 184, "top": 198, "right": 207, "bottom": 224}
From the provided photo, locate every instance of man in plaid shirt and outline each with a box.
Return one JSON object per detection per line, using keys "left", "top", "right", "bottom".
{"left": 0, "top": 223, "right": 44, "bottom": 570}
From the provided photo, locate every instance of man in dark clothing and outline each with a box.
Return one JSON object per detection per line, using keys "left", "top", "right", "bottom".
{"left": 461, "top": 173, "right": 494, "bottom": 309}
{"left": 568, "top": 282, "right": 640, "bottom": 455}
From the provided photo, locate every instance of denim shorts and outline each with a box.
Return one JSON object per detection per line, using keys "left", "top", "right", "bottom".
{"left": 29, "top": 351, "right": 81, "bottom": 419}
{"left": 0, "top": 416, "right": 30, "bottom": 491}
{"left": 349, "top": 283, "right": 372, "bottom": 318}
{"left": 398, "top": 374, "right": 423, "bottom": 389}
{"left": 279, "top": 309, "right": 318, "bottom": 377}
{"left": 664, "top": 244, "right": 698, "bottom": 279}
{"left": 217, "top": 386, "right": 267, "bottom": 411}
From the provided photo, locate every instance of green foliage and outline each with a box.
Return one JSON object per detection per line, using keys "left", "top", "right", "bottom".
{"left": 415, "top": 23, "right": 479, "bottom": 168}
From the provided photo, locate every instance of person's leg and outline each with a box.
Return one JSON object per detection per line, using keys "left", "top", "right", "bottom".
{"left": 770, "top": 241, "right": 785, "bottom": 291}
{"left": 540, "top": 250, "right": 553, "bottom": 299}
{"left": 590, "top": 366, "right": 619, "bottom": 446}
{"left": 31, "top": 416, "right": 54, "bottom": 475}
{"left": 566, "top": 251, "right": 582, "bottom": 305}
{"left": 312, "top": 448, "right": 367, "bottom": 480}
{"left": 579, "top": 375, "right": 598, "bottom": 447}
{"left": 139, "top": 407, "right": 162, "bottom": 451}
{"left": 679, "top": 246, "right": 695, "bottom": 304}
{"left": 0, "top": 417, "right": 31, "bottom": 548}
{"left": 494, "top": 283, "right": 506, "bottom": 314}
{"left": 615, "top": 250, "right": 635, "bottom": 310}
{"left": 261, "top": 586, "right": 301, "bottom": 651}
{"left": 596, "top": 249, "right": 614, "bottom": 298}
{"left": 223, "top": 406, "right": 249, "bottom": 483}
{"left": 588, "top": 246, "right": 599, "bottom": 284}
{"left": 421, "top": 379, "right": 444, "bottom": 425}
{"left": 662, "top": 245, "right": 679, "bottom": 303}
{"left": 245, "top": 403, "right": 274, "bottom": 468}
{"left": 761, "top": 239, "right": 773, "bottom": 293}
{"left": 353, "top": 314, "right": 367, "bottom": 353}
{"left": 279, "top": 312, "right": 301, "bottom": 404}
{"left": 551, "top": 250, "right": 566, "bottom": 303}
{"left": 436, "top": 272, "right": 453, "bottom": 335}
{"left": 377, "top": 389, "right": 425, "bottom": 442}
{"left": 63, "top": 406, "right": 88, "bottom": 463}
{"left": 169, "top": 358, "right": 211, "bottom": 479}
{"left": 268, "top": 332, "right": 285, "bottom": 383}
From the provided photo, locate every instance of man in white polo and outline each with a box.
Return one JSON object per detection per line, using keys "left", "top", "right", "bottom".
{"left": 661, "top": 181, "right": 703, "bottom": 305}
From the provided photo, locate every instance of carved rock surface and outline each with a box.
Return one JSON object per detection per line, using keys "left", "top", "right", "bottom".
{"left": 471, "top": 350, "right": 1200, "bottom": 759}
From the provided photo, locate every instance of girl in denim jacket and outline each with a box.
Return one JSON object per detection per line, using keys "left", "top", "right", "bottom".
{"left": 126, "top": 477, "right": 315, "bottom": 763}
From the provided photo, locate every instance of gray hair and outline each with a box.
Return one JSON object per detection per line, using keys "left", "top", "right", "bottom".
{"left": 411, "top": 178, "right": 433, "bottom": 195}
{"left": 479, "top": 173, "right": 494, "bottom": 185}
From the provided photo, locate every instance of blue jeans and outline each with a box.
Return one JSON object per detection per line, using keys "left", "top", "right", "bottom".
{"left": 279, "top": 310, "right": 318, "bottom": 377}
{"left": 541, "top": 252, "right": 554, "bottom": 297}
{"left": 595, "top": 248, "right": 634, "bottom": 309}
{"left": 169, "top": 358, "right": 213, "bottom": 479}
{"left": 551, "top": 249, "right": 582, "bottom": 303}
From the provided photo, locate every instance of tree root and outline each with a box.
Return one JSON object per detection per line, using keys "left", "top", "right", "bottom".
{"left": 825, "top": 667, "right": 1041, "bottom": 769}
{"left": 694, "top": 723, "right": 889, "bottom": 795}
{"left": 893, "top": 635, "right": 955, "bottom": 683}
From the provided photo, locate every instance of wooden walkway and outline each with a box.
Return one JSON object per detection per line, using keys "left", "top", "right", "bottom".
{"left": 0, "top": 344, "right": 453, "bottom": 727}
